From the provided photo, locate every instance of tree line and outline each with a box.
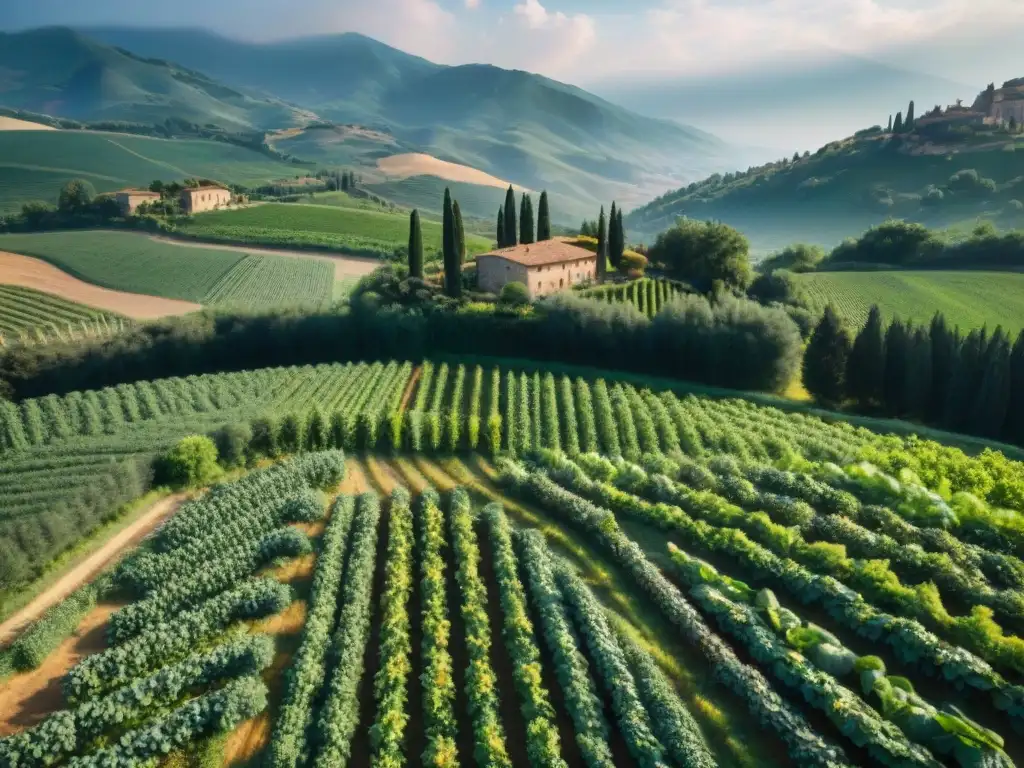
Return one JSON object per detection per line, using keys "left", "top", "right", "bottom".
{"left": 497, "top": 186, "right": 552, "bottom": 248}
{"left": 804, "top": 305, "right": 1024, "bottom": 445}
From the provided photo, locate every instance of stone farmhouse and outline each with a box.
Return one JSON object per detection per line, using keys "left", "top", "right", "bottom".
{"left": 476, "top": 239, "right": 596, "bottom": 297}
{"left": 992, "top": 90, "right": 1024, "bottom": 125}
{"left": 114, "top": 189, "right": 161, "bottom": 215}
{"left": 181, "top": 185, "right": 231, "bottom": 214}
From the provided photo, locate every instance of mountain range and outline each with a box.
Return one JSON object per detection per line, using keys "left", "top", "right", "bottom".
{"left": 0, "top": 26, "right": 733, "bottom": 217}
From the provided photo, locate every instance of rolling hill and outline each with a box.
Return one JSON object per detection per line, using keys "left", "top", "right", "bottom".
{"left": 0, "top": 130, "right": 301, "bottom": 214}
{"left": 627, "top": 122, "right": 1024, "bottom": 253}
{"left": 81, "top": 27, "right": 733, "bottom": 217}
{"left": 0, "top": 27, "right": 302, "bottom": 131}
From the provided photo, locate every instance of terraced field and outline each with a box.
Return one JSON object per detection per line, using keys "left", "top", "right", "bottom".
{"left": 796, "top": 270, "right": 1024, "bottom": 332}
{"left": 177, "top": 202, "right": 494, "bottom": 259}
{"left": 3, "top": 358, "right": 1024, "bottom": 768}
{"left": 0, "top": 232, "right": 335, "bottom": 309}
{"left": 0, "top": 285, "right": 128, "bottom": 346}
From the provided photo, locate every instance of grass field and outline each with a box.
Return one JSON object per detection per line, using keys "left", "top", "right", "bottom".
{"left": 796, "top": 270, "right": 1024, "bottom": 332}
{"left": 0, "top": 231, "right": 334, "bottom": 310}
{"left": 364, "top": 175, "right": 512, "bottom": 223}
{"left": 4, "top": 358, "right": 1024, "bottom": 768}
{"left": 0, "top": 131, "right": 300, "bottom": 214}
{"left": 177, "top": 202, "right": 494, "bottom": 259}
{"left": 0, "top": 285, "right": 128, "bottom": 346}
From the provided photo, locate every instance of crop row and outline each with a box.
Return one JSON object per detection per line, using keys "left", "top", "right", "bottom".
{"left": 577, "top": 278, "right": 688, "bottom": 318}
{"left": 269, "top": 495, "right": 357, "bottom": 768}
{"left": 536, "top": 452, "right": 1024, "bottom": 734}
{"left": 499, "top": 459, "right": 851, "bottom": 768}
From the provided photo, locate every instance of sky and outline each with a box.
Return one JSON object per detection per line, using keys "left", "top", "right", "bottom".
{"left": 6, "top": 0, "right": 1024, "bottom": 150}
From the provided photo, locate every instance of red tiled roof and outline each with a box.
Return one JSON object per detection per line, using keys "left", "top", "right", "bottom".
{"left": 478, "top": 238, "right": 595, "bottom": 267}
{"left": 182, "top": 185, "right": 229, "bottom": 194}
{"left": 116, "top": 188, "right": 161, "bottom": 196}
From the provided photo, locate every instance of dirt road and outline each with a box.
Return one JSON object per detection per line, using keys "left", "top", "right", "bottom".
{"left": 0, "top": 252, "right": 201, "bottom": 319}
{"left": 0, "top": 495, "right": 186, "bottom": 647}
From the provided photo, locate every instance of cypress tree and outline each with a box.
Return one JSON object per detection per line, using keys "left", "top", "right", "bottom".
{"left": 520, "top": 193, "right": 535, "bottom": 244}
{"left": 408, "top": 209, "right": 424, "bottom": 279}
{"left": 617, "top": 208, "right": 626, "bottom": 265}
{"left": 903, "top": 327, "right": 932, "bottom": 420}
{"left": 893, "top": 111, "right": 904, "bottom": 133}
{"left": 887, "top": 114, "right": 893, "bottom": 132}
{"left": 596, "top": 206, "right": 608, "bottom": 284}
{"left": 504, "top": 186, "right": 517, "bottom": 248}
{"left": 943, "top": 328, "right": 986, "bottom": 430}
{"left": 453, "top": 199, "right": 466, "bottom": 262}
{"left": 537, "top": 190, "right": 551, "bottom": 241}
{"left": 497, "top": 206, "right": 505, "bottom": 248}
{"left": 442, "top": 188, "right": 460, "bottom": 297}
{"left": 1007, "top": 330, "right": 1024, "bottom": 444}
{"left": 971, "top": 330, "right": 1011, "bottom": 438}
{"left": 802, "top": 305, "right": 851, "bottom": 406}
{"left": 608, "top": 203, "right": 620, "bottom": 269}
{"left": 928, "top": 313, "right": 957, "bottom": 422}
{"left": 906, "top": 100, "right": 915, "bottom": 130}
{"left": 882, "top": 319, "right": 909, "bottom": 416}
{"left": 846, "top": 305, "right": 885, "bottom": 407}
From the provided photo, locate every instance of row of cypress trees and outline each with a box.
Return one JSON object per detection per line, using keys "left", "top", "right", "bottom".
{"left": 804, "top": 304, "right": 1024, "bottom": 444}
{"left": 497, "top": 186, "right": 551, "bottom": 248}
{"left": 406, "top": 188, "right": 467, "bottom": 297}
{"left": 591, "top": 203, "right": 626, "bottom": 284}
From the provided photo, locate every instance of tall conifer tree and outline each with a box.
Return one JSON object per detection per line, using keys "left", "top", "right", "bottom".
{"left": 608, "top": 203, "right": 620, "bottom": 268}
{"left": 596, "top": 206, "right": 608, "bottom": 283}
{"left": 943, "top": 328, "right": 986, "bottom": 430}
{"left": 1007, "top": 330, "right": 1024, "bottom": 443}
{"left": 906, "top": 100, "right": 915, "bottom": 130}
{"left": 537, "top": 190, "right": 551, "bottom": 241}
{"left": 497, "top": 205, "right": 505, "bottom": 248}
{"left": 803, "top": 306, "right": 851, "bottom": 406}
{"left": 614, "top": 207, "right": 626, "bottom": 268}
{"left": 408, "top": 209, "right": 424, "bottom": 279}
{"left": 520, "top": 193, "right": 535, "bottom": 244}
{"left": 887, "top": 114, "right": 893, "bottom": 132}
{"left": 928, "top": 313, "right": 957, "bottom": 422}
{"left": 846, "top": 305, "right": 885, "bottom": 406}
{"left": 442, "top": 188, "right": 460, "bottom": 298}
{"left": 453, "top": 200, "right": 466, "bottom": 262}
{"left": 504, "top": 186, "right": 517, "bottom": 248}
{"left": 893, "top": 111, "right": 904, "bottom": 133}
{"left": 882, "top": 319, "right": 909, "bottom": 416}
{"left": 971, "top": 331, "right": 1011, "bottom": 438}
{"left": 903, "top": 327, "right": 932, "bottom": 419}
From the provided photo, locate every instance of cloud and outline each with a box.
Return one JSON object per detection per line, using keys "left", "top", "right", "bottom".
{"left": 617, "top": 0, "right": 1024, "bottom": 76}
{"left": 500, "top": 0, "right": 595, "bottom": 73}
{"left": 465, "top": 0, "right": 480, "bottom": 8}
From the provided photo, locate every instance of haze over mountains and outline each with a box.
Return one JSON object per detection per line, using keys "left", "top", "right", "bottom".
{"left": 0, "top": 26, "right": 733, "bottom": 215}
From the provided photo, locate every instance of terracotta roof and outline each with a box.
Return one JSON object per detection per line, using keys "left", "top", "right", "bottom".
{"left": 116, "top": 188, "right": 161, "bottom": 196}
{"left": 182, "top": 185, "right": 229, "bottom": 194}
{"left": 478, "top": 239, "right": 595, "bottom": 267}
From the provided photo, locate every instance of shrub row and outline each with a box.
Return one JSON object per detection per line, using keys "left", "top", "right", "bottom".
{"left": 316, "top": 493, "right": 382, "bottom": 765}
{"left": 268, "top": 495, "right": 356, "bottom": 768}
{"left": 448, "top": 489, "right": 513, "bottom": 767}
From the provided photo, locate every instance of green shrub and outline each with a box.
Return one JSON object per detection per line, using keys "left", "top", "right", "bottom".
{"left": 157, "top": 436, "right": 221, "bottom": 488}
{"left": 499, "top": 281, "right": 531, "bottom": 306}
{"left": 212, "top": 423, "right": 253, "bottom": 467}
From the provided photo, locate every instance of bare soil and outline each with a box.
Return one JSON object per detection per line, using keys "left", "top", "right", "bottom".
{"left": 0, "top": 603, "right": 118, "bottom": 736}
{"left": 0, "top": 118, "right": 56, "bottom": 131}
{"left": 376, "top": 153, "right": 523, "bottom": 190}
{"left": 0, "top": 494, "right": 186, "bottom": 646}
{"left": 148, "top": 236, "right": 379, "bottom": 282}
{"left": 0, "top": 252, "right": 201, "bottom": 319}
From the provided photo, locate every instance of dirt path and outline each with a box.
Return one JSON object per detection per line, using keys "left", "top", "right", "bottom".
{"left": 148, "top": 236, "right": 380, "bottom": 282}
{"left": 0, "top": 252, "right": 201, "bottom": 320}
{"left": 0, "top": 495, "right": 186, "bottom": 647}
{"left": 397, "top": 365, "right": 423, "bottom": 413}
{"left": 0, "top": 603, "right": 118, "bottom": 736}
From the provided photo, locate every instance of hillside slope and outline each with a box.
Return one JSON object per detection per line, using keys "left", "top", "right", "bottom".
{"left": 82, "top": 27, "right": 732, "bottom": 215}
{"left": 0, "top": 27, "right": 301, "bottom": 130}
{"left": 628, "top": 127, "right": 1024, "bottom": 253}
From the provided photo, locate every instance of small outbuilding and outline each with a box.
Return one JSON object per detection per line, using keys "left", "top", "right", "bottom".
{"left": 476, "top": 239, "right": 596, "bottom": 297}
{"left": 114, "top": 189, "right": 161, "bottom": 216}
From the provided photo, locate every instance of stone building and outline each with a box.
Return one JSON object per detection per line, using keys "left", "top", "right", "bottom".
{"left": 476, "top": 239, "right": 596, "bottom": 297}
{"left": 114, "top": 189, "right": 161, "bottom": 215}
{"left": 180, "top": 185, "right": 231, "bottom": 214}
{"left": 992, "top": 92, "right": 1024, "bottom": 125}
